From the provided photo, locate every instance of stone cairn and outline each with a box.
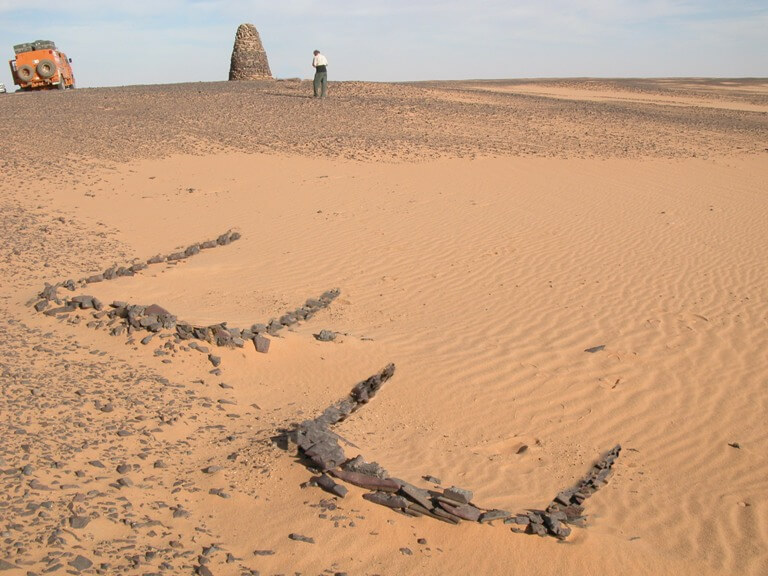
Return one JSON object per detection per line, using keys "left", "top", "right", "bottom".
{"left": 281, "top": 366, "right": 621, "bottom": 541}
{"left": 30, "top": 229, "right": 340, "bottom": 361}
{"left": 229, "top": 23, "right": 272, "bottom": 81}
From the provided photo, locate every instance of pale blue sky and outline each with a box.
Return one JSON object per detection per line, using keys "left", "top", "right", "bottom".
{"left": 1, "top": 1, "right": 766, "bottom": 89}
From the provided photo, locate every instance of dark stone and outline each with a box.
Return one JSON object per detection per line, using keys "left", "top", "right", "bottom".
{"left": 480, "top": 509, "right": 511, "bottom": 523}
{"left": 314, "top": 330, "right": 336, "bottom": 342}
{"left": 438, "top": 501, "right": 482, "bottom": 521}
{"left": 69, "top": 516, "right": 90, "bottom": 529}
{"left": 362, "top": 492, "right": 409, "bottom": 510}
{"left": 288, "top": 533, "right": 314, "bottom": 544}
{"left": 321, "top": 289, "right": 341, "bottom": 302}
{"left": 585, "top": 345, "right": 606, "bottom": 353}
{"left": 543, "top": 514, "right": 572, "bottom": 540}
{"left": 44, "top": 304, "right": 76, "bottom": 316}
{"left": 279, "top": 313, "right": 297, "bottom": 326}
{"left": 312, "top": 474, "right": 348, "bottom": 498}
{"left": 443, "top": 486, "right": 473, "bottom": 504}
{"left": 34, "top": 300, "right": 48, "bottom": 312}
{"left": 330, "top": 469, "right": 400, "bottom": 492}
{"left": 267, "top": 320, "right": 283, "bottom": 336}
{"left": 399, "top": 483, "right": 433, "bottom": 510}
{"left": 253, "top": 335, "right": 270, "bottom": 354}
{"left": 208, "top": 354, "right": 221, "bottom": 367}
{"left": 342, "top": 456, "right": 389, "bottom": 479}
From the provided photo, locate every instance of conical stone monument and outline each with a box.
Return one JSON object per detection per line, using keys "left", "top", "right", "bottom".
{"left": 229, "top": 23, "right": 272, "bottom": 80}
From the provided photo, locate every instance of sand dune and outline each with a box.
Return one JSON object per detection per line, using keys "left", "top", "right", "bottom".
{"left": 0, "top": 78, "right": 767, "bottom": 575}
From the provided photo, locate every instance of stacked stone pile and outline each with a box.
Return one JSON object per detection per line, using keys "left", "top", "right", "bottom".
{"left": 229, "top": 24, "right": 272, "bottom": 81}
{"left": 285, "top": 367, "right": 622, "bottom": 540}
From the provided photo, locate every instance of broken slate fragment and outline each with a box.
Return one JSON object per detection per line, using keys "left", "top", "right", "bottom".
{"left": 68, "top": 555, "right": 93, "bottom": 571}
{"left": 362, "top": 491, "right": 409, "bottom": 510}
{"left": 69, "top": 516, "right": 90, "bottom": 529}
{"left": 399, "top": 482, "right": 433, "bottom": 510}
{"left": 479, "top": 509, "right": 511, "bottom": 523}
{"left": 311, "top": 474, "right": 348, "bottom": 498}
{"left": 288, "top": 533, "right": 315, "bottom": 544}
{"left": 438, "top": 501, "right": 482, "bottom": 522}
{"left": 443, "top": 486, "right": 473, "bottom": 504}
{"left": 584, "top": 345, "right": 606, "bottom": 353}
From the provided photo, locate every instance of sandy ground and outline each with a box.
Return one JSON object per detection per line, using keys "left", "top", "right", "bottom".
{"left": 0, "top": 78, "right": 767, "bottom": 576}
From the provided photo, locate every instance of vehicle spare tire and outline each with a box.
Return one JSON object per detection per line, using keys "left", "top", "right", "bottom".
{"left": 37, "top": 60, "right": 56, "bottom": 79}
{"left": 17, "top": 65, "right": 35, "bottom": 82}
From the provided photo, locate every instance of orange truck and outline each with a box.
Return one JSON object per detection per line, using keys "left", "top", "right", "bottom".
{"left": 9, "top": 40, "right": 75, "bottom": 91}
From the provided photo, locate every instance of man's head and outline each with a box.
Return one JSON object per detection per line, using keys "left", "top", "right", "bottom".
{"left": 313, "top": 50, "right": 320, "bottom": 55}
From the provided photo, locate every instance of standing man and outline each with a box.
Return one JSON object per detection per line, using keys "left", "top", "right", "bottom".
{"left": 312, "top": 50, "right": 328, "bottom": 98}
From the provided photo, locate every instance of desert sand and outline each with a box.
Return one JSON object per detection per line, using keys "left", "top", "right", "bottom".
{"left": 0, "top": 78, "right": 767, "bottom": 575}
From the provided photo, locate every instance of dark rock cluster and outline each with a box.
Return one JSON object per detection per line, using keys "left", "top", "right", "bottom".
{"left": 30, "top": 230, "right": 341, "bottom": 359}
{"left": 285, "top": 367, "right": 621, "bottom": 540}
{"left": 290, "top": 364, "right": 396, "bottom": 471}
{"left": 34, "top": 229, "right": 241, "bottom": 302}
{"left": 229, "top": 23, "right": 272, "bottom": 81}
{"left": 504, "top": 444, "right": 622, "bottom": 539}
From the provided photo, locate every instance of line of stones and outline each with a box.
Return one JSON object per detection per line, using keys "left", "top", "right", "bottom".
{"left": 32, "top": 289, "right": 339, "bottom": 360}
{"left": 28, "top": 228, "right": 340, "bottom": 355}
{"left": 36, "top": 229, "right": 242, "bottom": 297}
{"left": 284, "top": 365, "right": 621, "bottom": 540}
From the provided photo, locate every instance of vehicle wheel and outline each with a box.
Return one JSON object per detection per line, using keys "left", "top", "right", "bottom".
{"left": 57, "top": 80, "right": 66, "bottom": 90}
{"left": 37, "top": 59, "right": 56, "bottom": 79}
{"left": 17, "top": 65, "right": 35, "bottom": 82}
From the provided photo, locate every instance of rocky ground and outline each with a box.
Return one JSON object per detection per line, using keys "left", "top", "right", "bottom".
{"left": 0, "top": 78, "right": 767, "bottom": 575}
{"left": 1, "top": 79, "right": 766, "bottom": 179}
